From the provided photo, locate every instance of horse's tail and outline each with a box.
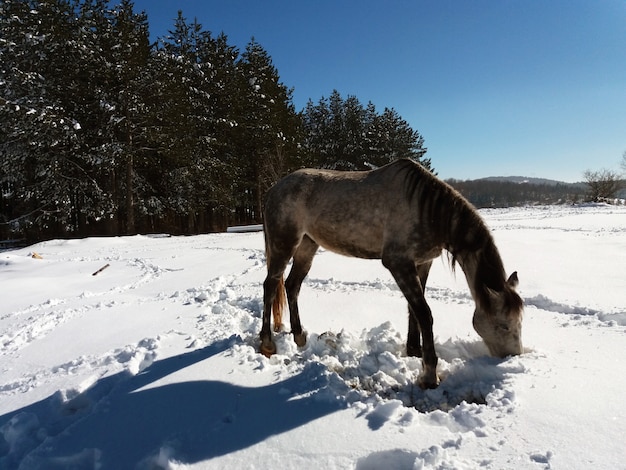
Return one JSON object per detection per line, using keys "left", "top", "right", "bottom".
{"left": 265, "top": 214, "right": 287, "bottom": 331}
{"left": 272, "top": 276, "right": 286, "bottom": 332}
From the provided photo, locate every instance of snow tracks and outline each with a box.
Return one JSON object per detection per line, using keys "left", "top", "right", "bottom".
{"left": 2, "top": 204, "right": 626, "bottom": 469}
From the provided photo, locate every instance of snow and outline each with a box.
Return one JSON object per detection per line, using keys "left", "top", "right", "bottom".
{"left": 1, "top": 204, "right": 625, "bottom": 469}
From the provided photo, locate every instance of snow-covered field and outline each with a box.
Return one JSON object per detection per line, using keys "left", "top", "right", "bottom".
{"left": 1, "top": 204, "right": 625, "bottom": 469}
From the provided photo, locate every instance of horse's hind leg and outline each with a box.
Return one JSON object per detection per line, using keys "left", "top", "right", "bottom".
{"left": 407, "top": 261, "right": 433, "bottom": 357}
{"left": 285, "top": 235, "right": 318, "bottom": 347}
{"left": 260, "top": 241, "right": 295, "bottom": 356}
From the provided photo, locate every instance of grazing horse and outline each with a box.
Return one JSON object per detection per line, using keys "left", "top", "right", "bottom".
{"left": 260, "top": 158, "right": 523, "bottom": 389}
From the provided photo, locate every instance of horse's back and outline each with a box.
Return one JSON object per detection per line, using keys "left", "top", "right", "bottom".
{"left": 264, "top": 161, "right": 424, "bottom": 258}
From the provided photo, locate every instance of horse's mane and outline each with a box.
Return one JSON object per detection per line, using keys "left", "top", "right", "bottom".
{"left": 393, "top": 159, "right": 520, "bottom": 312}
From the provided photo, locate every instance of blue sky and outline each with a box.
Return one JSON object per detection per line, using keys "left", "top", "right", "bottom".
{"left": 132, "top": 0, "right": 626, "bottom": 182}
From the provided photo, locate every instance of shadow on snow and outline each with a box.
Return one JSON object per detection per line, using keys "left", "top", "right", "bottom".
{"left": 0, "top": 336, "right": 344, "bottom": 469}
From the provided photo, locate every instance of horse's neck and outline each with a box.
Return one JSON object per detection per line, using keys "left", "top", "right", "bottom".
{"left": 456, "top": 244, "right": 504, "bottom": 309}
{"left": 457, "top": 252, "right": 482, "bottom": 300}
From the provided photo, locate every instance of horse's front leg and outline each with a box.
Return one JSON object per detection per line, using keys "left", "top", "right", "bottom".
{"left": 406, "top": 261, "right": 433, "bottom": 358}
{"left": 407, "top": 304, "right": 422, "bottom": 357}
{"left": 411, "top": 299, "right": 439, "bottom": 389}
{"left": 383, "top": 256, "right": 439, "bottom": 389}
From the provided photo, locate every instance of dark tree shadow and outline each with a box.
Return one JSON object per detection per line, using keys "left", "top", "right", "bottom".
{"left": 0, "top": 336, "right": 344, "bottom": 469}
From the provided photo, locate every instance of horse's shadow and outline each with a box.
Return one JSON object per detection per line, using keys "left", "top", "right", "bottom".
{"left": 0, "top": 336, "right": 344, "bottom": 469}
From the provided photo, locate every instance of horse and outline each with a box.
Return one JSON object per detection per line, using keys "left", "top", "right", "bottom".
{"left": 260, "top": 158, "right": 523, "bottom": 389}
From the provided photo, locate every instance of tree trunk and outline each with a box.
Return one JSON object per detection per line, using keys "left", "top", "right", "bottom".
{"left": 126, "top": 152, "right": 135, "bottom": 235}
{"left": 256, "top": 176, "right": 262, "bottom": 223}
{"left": 109, "top": 168, "right": 119, "bottom": 236}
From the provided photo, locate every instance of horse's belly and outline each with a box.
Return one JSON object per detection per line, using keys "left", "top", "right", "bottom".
{"left": 306, "top": 223, "right": 384, "bottom": 259}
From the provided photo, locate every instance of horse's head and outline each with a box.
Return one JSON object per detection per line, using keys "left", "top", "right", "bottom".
{"left": 472, "top": 272, "right": 523, "bottom": 357}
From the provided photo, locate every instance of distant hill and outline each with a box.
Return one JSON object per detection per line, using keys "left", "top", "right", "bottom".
{"left": 446, "top": 176, "right": 587, "bottom": 208}
{"left": 476, "top": 176, "right": 586, "bottom": 188}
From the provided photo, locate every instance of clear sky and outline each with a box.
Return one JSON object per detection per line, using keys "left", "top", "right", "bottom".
{"left": 132, "top": 0, "right": 626, "bottom": 182}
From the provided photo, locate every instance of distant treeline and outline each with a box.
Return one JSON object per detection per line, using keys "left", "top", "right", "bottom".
{"left": 0, "top": 0, "right": 429, "bottom": 242}
{"left": 447, "top": 178, "right": 587, "bottom": 208}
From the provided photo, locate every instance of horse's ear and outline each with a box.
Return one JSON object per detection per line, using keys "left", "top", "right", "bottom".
{"left": 507, "top": 271, "right": 519, "bottom": 288}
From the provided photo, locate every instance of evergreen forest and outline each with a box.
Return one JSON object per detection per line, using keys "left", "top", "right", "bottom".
{"left": 0, "top": 0, "right": 430, "bottom": 242}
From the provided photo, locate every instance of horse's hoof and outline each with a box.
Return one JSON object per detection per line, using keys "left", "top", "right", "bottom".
{"left": 406, "top": 344, "right": 422, "bottom": 358}
{"left": 293, "top": 332, "right": 307, "bottom": 347}
{"left": 418, "top": 374, "right": 440, "bottom": 390}
{"left": 260, "top": 341, "right": 277, "bottom": 358}
{"left": 273, "top": 323, "right": 283, "bottom": 333}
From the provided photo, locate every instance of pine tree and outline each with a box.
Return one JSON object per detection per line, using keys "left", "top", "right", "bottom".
{"left": 1, "top": 0, "right": 155, "bottom": 239}
{"left": 72, "top": 0, "right": 121, "bottom": 234}
{"left": 300, "top": 90, "right": 431, "bottom": 172}
{"left": 235, "top": 38, "right": 300, "bottom": 221}
{"left": 105, "top": 0, "right": 151, "bottom": 234}
{"left": 301, "top": 96, "right": 331, "bottom": 167}
{"left": 147, "top": 12, "right": 239, "bottom": 232}
{"left": 368, "top": 107, "right": 429, "bottom": 169}
{"left": 0, "top": 0, "right": 88, "bottom": 239}
{"left": 150, "top": 12, "right": 206, "bottom": 230}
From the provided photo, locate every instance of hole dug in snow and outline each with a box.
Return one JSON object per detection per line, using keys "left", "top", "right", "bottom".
{"left": 280, "top": 324, "right": 521, "bottom": 415}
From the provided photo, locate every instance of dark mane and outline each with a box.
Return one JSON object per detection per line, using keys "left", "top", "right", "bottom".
{"left": 395, "top": 159, "right": 517, "bottom": 311}
{"left": 394, "top": 159, "right": 485, "bottom": 255}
